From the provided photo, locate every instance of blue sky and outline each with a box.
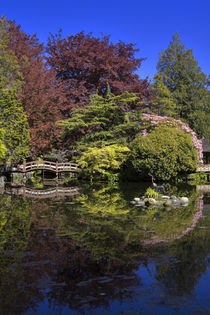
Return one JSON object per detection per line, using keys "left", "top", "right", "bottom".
{"left": 1, "top": 0, "right": 210, "bottom": 79}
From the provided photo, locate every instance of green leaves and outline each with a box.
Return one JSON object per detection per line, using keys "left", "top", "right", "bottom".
{"left": 129, "top": 126, "right": 198, "bottom": 181}
{"left": 58, "top": 92, "right": 141, "bottom": 151}
{"left": 0, "top": 81, "right": 30, "bottom": 163}
{"left": 156, "top": 33, "right": 210, "bottom": 139}
{"left": 78, "top": 144, "right": 130, "bottom": 181}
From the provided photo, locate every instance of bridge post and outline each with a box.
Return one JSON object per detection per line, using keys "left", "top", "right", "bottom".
{"left": 23, "top": 160, "right": 26, "bottom": 173}
{"left": 22, "top": 160, "right": 27, "bottom": 184}
{"left": 56, "top": 161, "right": 58, "bottom": 182}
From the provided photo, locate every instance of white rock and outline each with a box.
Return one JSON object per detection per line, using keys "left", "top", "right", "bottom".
{"left": 162, "top": 195, "right": 170, "bottom": 200}
{"left": 148, "top": 198, "right": 157, "bottom": 204}
{"left": 180, "top": 197, "right": 189, "bottom": 205}
{"left": 180, "top": 197, "right": 189, "bottom": 203}
{"left": 136, "top": 201, "right": 145, "bottom": 207}
{"left": 134, "top": 198, "right": 140, "bottom": 202}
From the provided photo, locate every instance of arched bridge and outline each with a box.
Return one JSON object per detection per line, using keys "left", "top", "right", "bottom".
{"left": 17, "top": 160, "right": 80, "bottom": 173}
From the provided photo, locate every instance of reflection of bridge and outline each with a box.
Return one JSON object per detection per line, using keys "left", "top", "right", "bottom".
{"left": 9, "top": 186, "right": 81, "bottom": 199}
{"left": 196, "top": 185, "right": 210, "bottom": 193}
{"left": 16, "top": 161, "right": 80, "bottom": 173}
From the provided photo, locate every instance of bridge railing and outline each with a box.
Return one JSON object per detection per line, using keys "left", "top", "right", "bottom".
{"left": 17, "top": 160, "right": 80, "bottom": 173}
{"left": 8, "top": 186, "right": 81, "bottom": 199}
{"left": 197, "top": 164, "right": 210, "bottom": 173}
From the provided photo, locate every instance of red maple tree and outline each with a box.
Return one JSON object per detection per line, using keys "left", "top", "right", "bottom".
{"left": 7, "top": 19, "right": 62, "bottom": 156}
{"left": 46, "top": 31, "right": 152, "bottom": 116}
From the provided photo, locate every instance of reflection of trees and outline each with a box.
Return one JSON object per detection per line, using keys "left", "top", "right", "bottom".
{"left": 154, "top": 194, "right": 210, "bottom": 296}
{"left": 21, "top": 225, "right": 141, "bottom": 312}
{"left": 0, "top": 184, "right": 208, "bottom": 313}
{"left": 142, "top": 191, "right": 202, "bottom": 244}
{"left": 0, "top": 195, "right": 31, "bottom": 314}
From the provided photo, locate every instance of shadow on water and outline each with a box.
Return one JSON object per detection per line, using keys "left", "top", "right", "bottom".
{"left": 1, "top": 182, "right": 210, "bottom": 313}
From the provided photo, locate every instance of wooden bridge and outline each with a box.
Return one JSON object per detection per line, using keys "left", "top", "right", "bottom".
{"left": 16, "top": 161, "right": 80, "bottom": 174}
{"left": 8, "top": 186, "right": 81, "bottom": 199}
{"left": 197, "top": 164, "right": 210, "bottom": 174}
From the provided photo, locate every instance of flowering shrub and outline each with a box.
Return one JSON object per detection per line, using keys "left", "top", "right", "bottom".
{"left": 141, "top": 114, "right": 203, "bottom": 163}
{"left": 130, "top": 125, "right": 198, "bottom": 181}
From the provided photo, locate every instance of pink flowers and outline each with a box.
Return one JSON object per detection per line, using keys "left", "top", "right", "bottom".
{"left": 141, "top": 114, "right": 203, "bottom": 163}
{"left": 141, "top": 129, "right": 148, "bottom": 137}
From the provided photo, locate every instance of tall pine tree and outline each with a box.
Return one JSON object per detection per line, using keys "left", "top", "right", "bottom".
{"left": 156, "top": 33, "right": 210, "bottom": 138}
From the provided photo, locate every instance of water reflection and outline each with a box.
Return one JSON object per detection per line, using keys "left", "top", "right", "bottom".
{"left": 0, "top": 183, "right": 210, "bottom": 313}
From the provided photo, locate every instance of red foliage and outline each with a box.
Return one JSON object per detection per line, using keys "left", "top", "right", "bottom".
{"left": 7, "top": 20, "right": 62, "bottom": 156}
{"left": 46, "top": 31, "right": 152, "bottom": 116}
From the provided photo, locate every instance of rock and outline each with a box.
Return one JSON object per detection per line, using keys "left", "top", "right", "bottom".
{"left": 172, "top": 199, "right": 178, "bottom": 205}
{"left": 136, "top": 201, "right": 145, "bottom": 207}
{"left": 130, "top": 200, "right": 136, "bottom": 205}
{"left": 180, "top": 197, "right": 189, "bottom": 205}
{"left": 148, "top": 198, "right": 157, "bottom": 204}
{"left": 162, "top": 195, "right": 170, "bottom": 200}
{"left": 134, "top": 197, "right": 140, "bottom": 202}
{"left": 171, "top": 195, "right": 177, "bottom": 200}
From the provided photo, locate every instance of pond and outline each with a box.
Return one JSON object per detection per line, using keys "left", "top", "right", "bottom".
{"left": 0, "top": 181, "right": 210, "bottom": 314}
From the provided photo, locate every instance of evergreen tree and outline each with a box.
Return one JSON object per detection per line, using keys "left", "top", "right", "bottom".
{"left": 150, "top": 73, "right": 176, "bottom": 116}
{"left": 0, "top": 79, "right": 30, "bottom": 163}
{"left": 0, "top": 128, "right": 6, "bottom": 161}
{"left": 58, "top": 91, "right": 141, "bottom": 151}
{"left": 0, "top": 19, "right": 30, "bottom": 163}
{"left": 0, "top": 16, "right": 22, "bottom": 90}
{"left": 156, "top": 33, "right": 210, "bottom": 138}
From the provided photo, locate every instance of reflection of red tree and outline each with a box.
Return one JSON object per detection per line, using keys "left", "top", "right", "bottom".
{"left": 19, "top": 220, "right": 142, "bottom": 313}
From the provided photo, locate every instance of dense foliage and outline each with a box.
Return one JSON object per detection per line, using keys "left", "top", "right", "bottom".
{"left": 0, "top": 18, "right": 30, "bottom": 163}
{"left": 0, "top": 16, "right": 208, "bottom": 178}
{"left": 46, "top": 31, "right": 152, "bottom": 115}
{"left": 0, "top": 80, "right": 30, "bottom": 162}
{"left": 150, "top": 73, "right": 176, "bottom": 116}
{"left": 156, "top": 33, "right": 210, "bottom": 139}
{"left": 129, "top": 126, "right": 198, "bottom": 181}
{"left": 58, "top": 91, "right": 142, "bottom": 150}
{"left": 5, "top": 18, "right": 62, "bottom": 155}
{"left": 0, "top": 128, "right": 6, "bottom": 161}
{"left": 78, "top": 145, "right": 130, "bottom": 181}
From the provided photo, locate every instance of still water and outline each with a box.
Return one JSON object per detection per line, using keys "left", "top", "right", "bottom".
{"left": 0, "top": 181, "right": 210, "bottom": 314}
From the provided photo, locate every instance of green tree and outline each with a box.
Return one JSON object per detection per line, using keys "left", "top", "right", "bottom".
{"left": 0, "top": 18, "right": 30, "bottom": 163}
{"left": 78, "top": 144, "right": 130, "bottom": 181}
{"left": 0, "top": 79, "right": 30, "bottom": 163}
{"left": 58, "top": 91, "right": 141, "bottom": 151}
{"left": 0, "top": 128, "right": 6, "bottom": 160}
{"left": 129, "top": 125, "right": 198, "bottom": 181}
{"left": 156, "top": 33, "right": 210, "bottom": 138}
{"left": 0, "top": 16, "right": 22, "bottom": 90}
{"left": 150, "top": 73, "right": 176, "bottom": 116}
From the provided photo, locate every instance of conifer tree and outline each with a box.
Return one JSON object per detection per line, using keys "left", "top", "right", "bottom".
{"left": 0, "top": 18, "right": 30, "bottom": 163}
{"left": 0, "top": 79, "right": 30, "bottom": 163}
{"left": 150, "top": 73, "right": 176, "bottom": 116}
{"left": 156, "top": 33, "right": 210, "bottom": 138}
{"left": 58, "top": 91, "right": 141, "bottom": 151}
